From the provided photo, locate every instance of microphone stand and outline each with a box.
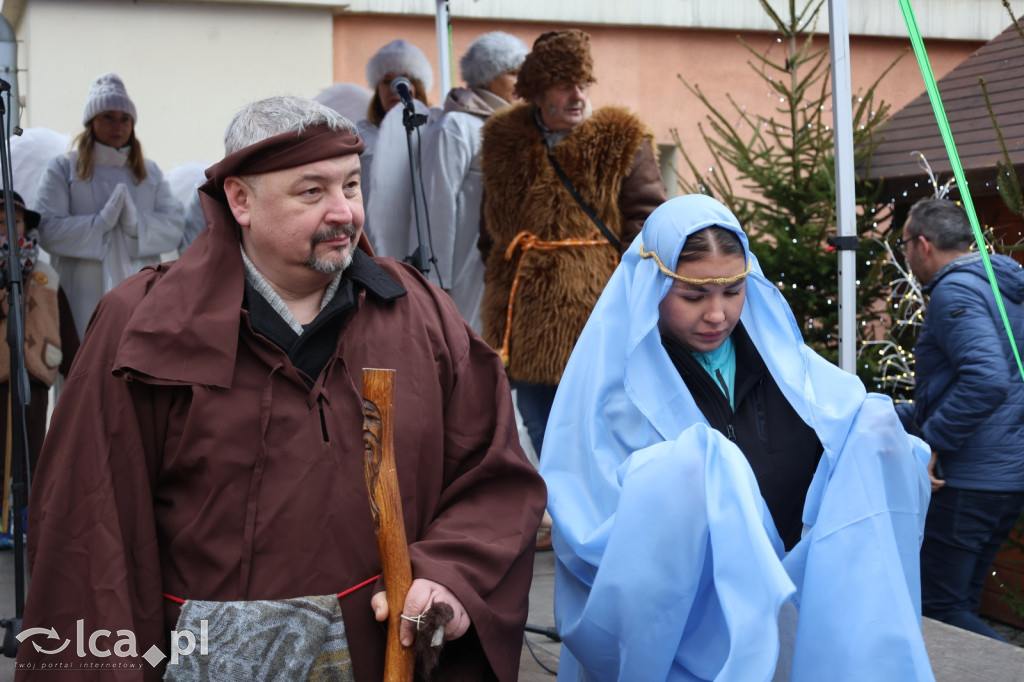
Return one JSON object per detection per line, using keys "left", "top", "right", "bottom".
{"left": 400, "top": 102, "right": 432, "bottom": 277}
{"left": 0, "top": 77, "right": 29, "bottom": 658}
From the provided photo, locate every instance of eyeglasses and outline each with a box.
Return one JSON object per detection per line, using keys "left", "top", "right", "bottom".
{"left": 899, "top": 234, "right": 919, "bottom": 255}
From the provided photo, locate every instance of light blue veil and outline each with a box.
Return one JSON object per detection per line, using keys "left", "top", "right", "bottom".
{"left": 539, "top": 195, "right": 934, "bottom": 681}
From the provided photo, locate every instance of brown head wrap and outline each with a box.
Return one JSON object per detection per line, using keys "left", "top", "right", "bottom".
{"left": 203, "top": 123, "right": 364, "bottom": 199}
{"left": 199, "top": 123, "right": 374, "bottom": 256}
{"left": 514, "top": 29, "right": 595, "bottom": 102}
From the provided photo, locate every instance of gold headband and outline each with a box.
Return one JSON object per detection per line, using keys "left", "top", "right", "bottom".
{"left": 639, "top": 242, "right": 752, "bottom": 286}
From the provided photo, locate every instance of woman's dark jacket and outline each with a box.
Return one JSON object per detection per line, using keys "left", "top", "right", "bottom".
{"left": 663, "top": 322, "right": 823, "bottom": 550}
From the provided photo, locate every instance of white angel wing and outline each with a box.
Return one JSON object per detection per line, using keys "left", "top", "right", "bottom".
{"left": 164, "top": 160, "right": 209, "bottom": 207}
{"left": 165, "top": 160, "right": 212, "bottom": 253}
{"left": 313, "top": 82, "right": 373, "bottom": 125}
{"left": 10, "top": 127, "right": 71, "bottom": 207}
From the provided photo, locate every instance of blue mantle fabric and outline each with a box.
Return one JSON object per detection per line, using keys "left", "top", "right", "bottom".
{"left": 538, "top": 195, "right": 934, "bottom": 681}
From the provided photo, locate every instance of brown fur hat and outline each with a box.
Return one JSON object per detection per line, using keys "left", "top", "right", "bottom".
{"left": 514, "top": 29, "right": 595, "bottom": 101}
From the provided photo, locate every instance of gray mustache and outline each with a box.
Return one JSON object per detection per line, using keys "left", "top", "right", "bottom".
{"left": 311, "top": 224, "right": 357, "bottom": 244}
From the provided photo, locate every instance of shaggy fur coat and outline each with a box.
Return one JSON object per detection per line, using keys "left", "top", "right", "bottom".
{"left": 480, "top": 104, "right": 664, "bottom": 384}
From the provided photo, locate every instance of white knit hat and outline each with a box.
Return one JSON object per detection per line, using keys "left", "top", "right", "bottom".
{"left": 81, "top": 73, "right": 137, "bottom": 126}
{"left": 460, "top": 32, "right": 529, "bottom": 88}
{"left": 365, "top": 39, "right": 433, "bottom": 93}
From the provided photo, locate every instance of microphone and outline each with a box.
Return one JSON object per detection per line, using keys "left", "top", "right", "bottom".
{"left": 390, "top": 77, "right": 415, "bottom": 109}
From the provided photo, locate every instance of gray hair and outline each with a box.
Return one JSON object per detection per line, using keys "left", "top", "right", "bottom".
{"left": 224, "top": 96, "right": 357, "bottom": 155}
{"left": 906, "top": 198, "right": 973, "bottom": 252}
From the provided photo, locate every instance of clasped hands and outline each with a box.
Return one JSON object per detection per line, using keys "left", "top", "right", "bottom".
{"left": 98, "top": 183, "right": 140, "bottom": 235}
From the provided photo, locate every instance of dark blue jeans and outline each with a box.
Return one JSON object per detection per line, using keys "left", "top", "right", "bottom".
{"left": 920, "top": 486, "right": 1024, "bottom": 640}
{"left": 511, "top": 380, "right": 558, "bottom": 458}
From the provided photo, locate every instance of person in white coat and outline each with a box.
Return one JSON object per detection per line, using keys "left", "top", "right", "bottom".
{"left": 421, "top": 31, "right": 528, "bottom": 332}
{"left": 358, "top": 39, "right": 433, "bottom": 242}
{"left": 35, "top": 72, "right": 185, "bottom": 339}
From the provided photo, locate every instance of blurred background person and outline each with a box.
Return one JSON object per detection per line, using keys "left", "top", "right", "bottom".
{"left": 422, "top": 31, "right": 529, "bottom": 332}
{"left": 898, "top": 198, "right": 1024, "bottom": 641}
{"left": 34, "top": 72, "right": 184, "bottom": 339}
{"left": 358, "top": 39, "right": 432, "bottom": 240}
{"left": 0, "top": 191, "right": 78, "bottom": 500}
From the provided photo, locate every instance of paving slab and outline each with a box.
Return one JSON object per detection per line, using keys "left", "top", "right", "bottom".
{"left": 519, "top": 549, "right": 1024, "bottom": 681}
{"left": 925, "top": 617, "right": 1024, "bottom": 682}
{"left": 1, "top": 548, "right": 1023, "bottom": 680}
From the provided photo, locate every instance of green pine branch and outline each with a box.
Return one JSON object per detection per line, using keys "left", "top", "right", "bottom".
{"left": 673, "top": 0, "right": 899, "bottom": 383}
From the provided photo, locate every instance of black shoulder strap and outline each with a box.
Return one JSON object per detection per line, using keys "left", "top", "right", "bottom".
{"left": 547, "top": 152, "right": 621, "bottom": 252}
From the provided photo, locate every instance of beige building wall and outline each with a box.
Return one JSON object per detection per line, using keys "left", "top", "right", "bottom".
{"left": 342, "top": 0, "right": 1024, "bottom": 41}
{"left": 329, "top": 13, "right": 983, "bottom": 195}
{"left": 15, "top": 0, "right": 335, "bottom": 170}
{"left": 4, "top": 0, "right": 1015, "bottom": 187}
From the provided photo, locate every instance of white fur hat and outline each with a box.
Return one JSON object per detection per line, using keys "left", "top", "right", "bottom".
{"left": 82, "top": 72, "right": 137, "bottom": 126}
{"left": 460, "top": 32, "right": 529, "bottom": 88}
{"left": 365, "top": 39, "right": 433, "bottom": 93}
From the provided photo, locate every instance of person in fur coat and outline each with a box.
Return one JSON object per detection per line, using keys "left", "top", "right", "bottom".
{"left": 479, "top": 29, "right": 665, "bottom": 458}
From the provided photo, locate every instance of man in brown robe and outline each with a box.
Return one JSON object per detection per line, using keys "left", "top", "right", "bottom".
{"left": 17, "top": 96, "right": 546, "bottom": 680}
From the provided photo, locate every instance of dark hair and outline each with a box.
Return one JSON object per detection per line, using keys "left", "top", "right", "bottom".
{"left": 905, "top": 198, "right": 973, "bottom": 252}
{"left": 677, "top": 226, "right": 744, "bottom": 264}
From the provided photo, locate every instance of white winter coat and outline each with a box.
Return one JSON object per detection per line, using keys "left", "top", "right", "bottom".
{"left": 364, "top": 101, "right": 443, "bottom": 267}
{"left": 35, "top": 145, "right": 185, "bottom": 338}
{"left": 419, "top": 87, "right": 510, "bottom": 332}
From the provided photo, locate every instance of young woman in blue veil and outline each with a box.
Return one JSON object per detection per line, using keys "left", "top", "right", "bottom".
{"left": 539, "top": 194, "right": 935, "bottom": 681}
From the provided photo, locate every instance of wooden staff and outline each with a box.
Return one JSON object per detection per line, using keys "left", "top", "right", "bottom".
{"left": 362, "top": 368, "right": 415, "bottom": 682}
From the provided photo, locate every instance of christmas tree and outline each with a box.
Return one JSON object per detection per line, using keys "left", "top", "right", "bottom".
{"left": 673, "top": 0, "right": 901, "bottom": 389}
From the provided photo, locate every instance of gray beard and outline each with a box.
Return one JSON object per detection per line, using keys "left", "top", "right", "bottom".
{"left": 304, "top": 225, "right": 356, "bottom": 273}
{"left": 304, "top": 249, "right": 353, "bottom": 274}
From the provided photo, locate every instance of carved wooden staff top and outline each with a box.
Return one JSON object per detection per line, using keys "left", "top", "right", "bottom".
{"left": 362, "top": 368, "right": 415, "bottom": 682}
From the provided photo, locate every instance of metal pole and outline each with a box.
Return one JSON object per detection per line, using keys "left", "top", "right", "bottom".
{"left": 828, "top": 0, "right": 856, "bottom": 373}
{"left": 0, "top": 15, "right": 19, "bottom": 132}
{"left": 435, "top": 0, "right": 451, "bottom": 101}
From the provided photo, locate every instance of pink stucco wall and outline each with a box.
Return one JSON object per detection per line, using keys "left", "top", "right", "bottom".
{"left": 331, "top": 14, "right": 980, "bottom": 190}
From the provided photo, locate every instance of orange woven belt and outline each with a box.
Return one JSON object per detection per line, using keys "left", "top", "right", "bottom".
{"left": 498, "top": 230, "right": 616, "bottom": 366}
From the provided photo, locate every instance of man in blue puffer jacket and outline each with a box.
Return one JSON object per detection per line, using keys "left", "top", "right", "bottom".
{"left": 899, "top": 197, "right": 1024, "bottom": 640}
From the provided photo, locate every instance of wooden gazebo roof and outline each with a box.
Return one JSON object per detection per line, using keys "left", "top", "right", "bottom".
{"left": 868, "top": 19, "right": 1024, "bottom": 202}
